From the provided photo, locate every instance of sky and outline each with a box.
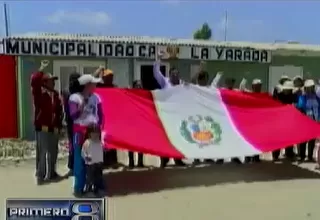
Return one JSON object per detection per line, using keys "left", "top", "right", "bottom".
{"left": 0, "top": 1, "right": 320, "bottom": 44}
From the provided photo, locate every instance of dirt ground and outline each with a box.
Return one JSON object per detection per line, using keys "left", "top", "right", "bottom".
{"left": 1, "top": 152, "right": 320, "bottom": 220}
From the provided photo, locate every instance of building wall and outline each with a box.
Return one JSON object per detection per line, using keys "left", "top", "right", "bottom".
{"left": 271, "top": 56, "right": 320, "bottom": 79}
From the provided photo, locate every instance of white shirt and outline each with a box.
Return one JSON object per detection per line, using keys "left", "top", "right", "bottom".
{"left": 81, "top": 139, "right": 104, "bottom": 165}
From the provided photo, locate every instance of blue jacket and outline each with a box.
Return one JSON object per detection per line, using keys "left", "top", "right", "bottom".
{"left": 296, "top": 94, "right": 320, "bottom": 121}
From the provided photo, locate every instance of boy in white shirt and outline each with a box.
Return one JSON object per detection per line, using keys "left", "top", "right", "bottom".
{"left": 82, "top": 125, "right": 105, "bottom": 196}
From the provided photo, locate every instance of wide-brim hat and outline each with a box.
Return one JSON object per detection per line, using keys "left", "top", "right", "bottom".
{"left": 78, "top": 74, "right": 103, "bottom": 85}
{"left": 281, "top": 80, "right": 294, "bottom": 90}
{"left": 252, "top": 79, "right": 262, "bottom": 85}
{"left": 304, "top": 79, "right": 315, "bottom": 87}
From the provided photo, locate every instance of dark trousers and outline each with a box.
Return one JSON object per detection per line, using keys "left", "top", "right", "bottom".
{"left": 160, "top": 157, "right": 184, "bottom": 167}
{"left": 67, "top": 137, "right": 74, "bottom": 170}
{"left": 272, "top": 146, "right": 294, "bottom": 160}
{"left": 299, "top": 139, "right": 315, "bottom": 160}
{"left": 35, "top": 131, "right": 59, "bottom": 180}
{"left": 86, "top": 163, "right": 104, "bottom": 192}
{"left": 103, "top": 149, "right": 118, "bottom": 166}
{"left": 128, "top": 152, "right": 143, "bottom": 166}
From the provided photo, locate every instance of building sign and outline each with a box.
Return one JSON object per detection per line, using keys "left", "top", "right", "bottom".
{"left": 190, "top": 47, "right": 271, "bottom": 63}
{"left": 3, "top": 40, "right": 156, "bottom": 58}
{"left": 2, "top": 39, "right": 271, "bottom": 63}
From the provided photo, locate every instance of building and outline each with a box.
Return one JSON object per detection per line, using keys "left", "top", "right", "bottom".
{"left": 2, "top": 33, "right": 320, "bottom": 139}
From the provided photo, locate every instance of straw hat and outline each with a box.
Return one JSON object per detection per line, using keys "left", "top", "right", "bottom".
{"left": 304, "top": 79, "right": 315, "bottom": 87}
{"left": 281, "top": 80, "right": 294, "bottom": 90}
{"left": 252, "top": 79, "right": 262, "bottom": 85}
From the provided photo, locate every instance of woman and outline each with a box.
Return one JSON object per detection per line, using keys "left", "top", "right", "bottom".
{"left": 68, "top": 74, "right": 103, "bottom": 197}
{"left": 128, "top": 80, "right": 145, "bottom": 168}
{"left": 62, "top": 73, "right": 81, "bottom": 175}
{"left": 296, "top": 79, "right": 319, "bottom": 163}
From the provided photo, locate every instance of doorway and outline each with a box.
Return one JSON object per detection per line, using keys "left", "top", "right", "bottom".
{"left": 140, "top": 65, "right": 167, "bottom": 90}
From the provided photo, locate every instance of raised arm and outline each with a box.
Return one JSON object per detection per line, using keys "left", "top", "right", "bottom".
{"left": 210, "top": 72, "right": 223, "bottom": 88}
{"left": 92, "top": 66, "right": 104, "bottom": 77}
{"left": 153, "top": 60, "right": 168, "bottom": 89}
{"left": 239, "top": 78, "right": 250, "bottom": 92}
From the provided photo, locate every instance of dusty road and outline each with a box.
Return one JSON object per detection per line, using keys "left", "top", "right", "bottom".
{"left": 1, "top": 152, "right": 320, "bottom": 220}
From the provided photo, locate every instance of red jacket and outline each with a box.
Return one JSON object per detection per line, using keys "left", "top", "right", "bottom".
{"left": 31, "top": 72, "right": 63, "bottom": 133}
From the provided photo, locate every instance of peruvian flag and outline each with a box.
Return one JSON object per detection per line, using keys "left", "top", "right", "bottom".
{"left": 97, "top": 85, "right": 320, "bottom": 159}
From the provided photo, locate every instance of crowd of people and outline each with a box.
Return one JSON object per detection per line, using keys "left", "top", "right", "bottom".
{"left": 30, "top": 52, "right": 320, "bottom": 197}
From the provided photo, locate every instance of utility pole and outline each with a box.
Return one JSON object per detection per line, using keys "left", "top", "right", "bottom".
{"left": 224, "top": 10, "right": 228, "bottom": 41}
{"left": 4, "top": 3, "right": 9, "bottom": 37}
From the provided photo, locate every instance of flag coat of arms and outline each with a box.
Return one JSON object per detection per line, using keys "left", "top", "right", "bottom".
{"left": 97, "top": 85, "right": 320, "bottom": 159}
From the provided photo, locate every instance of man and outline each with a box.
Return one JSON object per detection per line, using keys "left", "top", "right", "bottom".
{"left": 296, "top": 79, "right": 318, "bottom": 162}
{"left": 97, "top": 68, "right": 119, "bottom": 167}
{"left": 272, "top": 80, "right": 296, "bottom": 161}
{"left": 31, "top": 60, "right": 63, "bottom": 185}
{"left": 192, "top": 63, "right": 222, "bottom": 165}
{"left": 153, "top": 52, "right": 186, "bottom": 168}
{"left": 240, "top": 78, "right": 263, "bottom": 163}
{"left": 215, "top": 76, "right": 243, "bottom": 164}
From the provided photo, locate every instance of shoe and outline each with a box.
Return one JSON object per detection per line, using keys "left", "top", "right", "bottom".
{"left": 307, "top": 158, "right": 316, "bottom": 163}
{"left": 193, "top": 159, "right": 201, "bottom": 165}
{"left": 216, "top": 159, "right": 224, "bottom": 164}
{"left": 48, "top": 172, "right": 61, "bottom": 180}
{"left": 128, "top": 163, "right": 134, "bottom": 169}
{"left": 73, "top": 191, "right": 85, "bottom": 198}
{"left": 231, "top": 158, "right": 242, "bottom": 164}
{"left": 137, "top": 163, "right": 145, "bottom": 168}
{"left": 204, "top": 159, "right": 215, "bottom": 164}
{"left": 244, "top": 157, "right": 252, "bottom": 163}
{"left": 36, "top": 178, "right": 45, "bottom": 186}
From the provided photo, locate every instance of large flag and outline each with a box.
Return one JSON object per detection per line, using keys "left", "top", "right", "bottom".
{"left": 97, "top": 85, "right": 320, "bottom": 159}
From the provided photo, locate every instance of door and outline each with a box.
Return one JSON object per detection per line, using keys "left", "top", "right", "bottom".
{"left": 140, "top": 65, "right": 167, "bottom": 90}
{"left": 53, "top": 60, "right": 105, "bottom": 93}
{"left": 268, "top": 65, "right": 303, "bottom": 93}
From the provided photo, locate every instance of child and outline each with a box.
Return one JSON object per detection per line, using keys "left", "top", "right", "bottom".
{"left": 81, "top": 125, "right": 105, "bottom": 196}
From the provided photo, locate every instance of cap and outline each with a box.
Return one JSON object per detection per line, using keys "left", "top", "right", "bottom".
{"left": 281, "top": 80, "right": 294, "bottom": 90}
{"left": 252, "top": 79, "right": 262, "bottom": 85}
{"left": 103, "top": 69, "right": 113, "bottom": 76}
{"left": 304, "top": 79, "right": 315, "bottom": 87}
{"left": 78, "top": 74, "right": 103, "bottom": 85}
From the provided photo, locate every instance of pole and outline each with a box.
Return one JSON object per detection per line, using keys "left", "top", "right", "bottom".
{"left": 224, "top": 10, "right": 228, "bottom": 41}
{"left": 4, "top": 3, "right": 9, "bottom": 37}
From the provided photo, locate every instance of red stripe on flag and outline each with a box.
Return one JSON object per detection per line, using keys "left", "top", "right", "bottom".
{"left": 220, "top": 89, "right": 320, "bottom": 152}
{"left": 97, "top": 88, "right": 184, "bottom": 158}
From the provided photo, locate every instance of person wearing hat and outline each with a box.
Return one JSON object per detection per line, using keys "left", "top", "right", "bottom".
{"left": 95, "top": 68, "right": 120, "bottom": 168}
{"left": 272, "top": 80, "right": 296, "bottom": 161}
{"left": 239, "top": 78, "right": 263, "bottom": 163}
{"left": 68, "top": 74, "right": 104, "bottom": 197}
{"left": 273, "top": 75, "right": 290, "bottom": 100}
{"left": 31, "top": 60, "right": 63, "bottom": 185}
{"left": 62, "top": 73, "right": 82, "bottom": 175}
{"left": 296, "top": 79, "right": 320, "bottom": 162}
